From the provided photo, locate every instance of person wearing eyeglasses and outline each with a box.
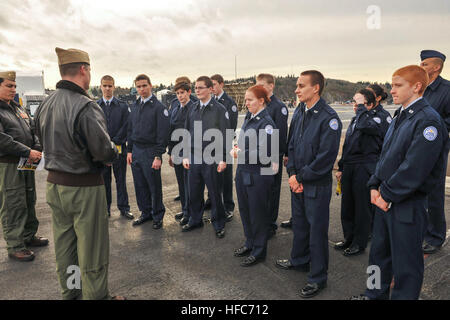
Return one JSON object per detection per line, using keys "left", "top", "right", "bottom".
{"left": 182, "top": 76, "right": 230, "bottom": 238}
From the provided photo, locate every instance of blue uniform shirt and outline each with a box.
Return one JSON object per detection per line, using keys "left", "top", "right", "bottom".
{"left": 237, "top": 108, "right": 277, "bottom": 173}
{"left": 287, "top": 98, "right": 342, "bottom": 185}
{"left": 127, "top": 95, "right": 170, "bottom": 158}
{"left": 338, "top": 104, "right": 386, "bottom": 171}
{"left": 97, "top": 97, "right": 129, "bottom": 146}
{"left": 217, "top": 91, "right": 239, "bottom": 131}
{"left": 423, "top": 75, "right": 450, "bottom": 133}
{"left": 266, "top": 95, "right": 288, "bottom": 156}
{"left": 371, "top": 104, "right": 392, "bottom": 138}
{"left": 168, "top": 99, "right": 194, "bottom": 156}
{"left": 184, "top": 98, "right": 231, "bottom": 163}
{"left": 286, "top": 103, "right": 303, "bottom": 157}
{"left": 368, "top": 98, "right": 448, "bottom": 212}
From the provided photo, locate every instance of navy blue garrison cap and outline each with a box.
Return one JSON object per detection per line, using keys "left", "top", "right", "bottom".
{"left": 421, "top": 50, "right": 446, "bottom": 62}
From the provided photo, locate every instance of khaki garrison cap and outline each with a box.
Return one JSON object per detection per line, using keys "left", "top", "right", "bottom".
{"left": 0, "top": 71, "right": 16, "bottom": 81}
{"left": 55, "top": 47, "right": 90, "bottom": 66}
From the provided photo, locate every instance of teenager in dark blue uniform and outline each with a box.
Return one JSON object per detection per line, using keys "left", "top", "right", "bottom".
{"left": 97, "top": 75, "right": 133, "bottom": 220}
{"left": 280, "top": 102, "right": 304, "bottom": 229}
{"left": 354, "top": 66, "right": 447, "bottom": 300}
{"left": 169, "top": 76, "right": 198, "bottom": 114}
{"left": 419, "top": 50, "right": 450, "bottom": 254}
{"left": 182, "top": 76, "right": 230, "bottom": 238}
{"left": 232, "top": 85, "right": 277, "bottom": 267}
{"left": 367, "top": 84, "right": 392, "bottom": 137}
{"left": 127, "top": 74, "right": 170, "bottom": 229}
{"left": 276, "top": 71, "right": 342, "bottom": 298}
{"left": 256, "top": 73, "right": 288, "bottom": 237}
{"left": 168, "top": 81, "right": 194, "bottom": 225}
{"left": 211, "top": 74, "right": 239, "bottom": 221}
{"left": 335, "top": 89, "right": 383, "bottom": 256}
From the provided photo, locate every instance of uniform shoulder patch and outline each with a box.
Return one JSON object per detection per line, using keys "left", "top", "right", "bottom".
{"left": 423, "top": 126, "right": 438, "bottom": 141}
{"left": 281, "top": 107, "right": 288, "bottom": 116}
{"left": 329, "top": 118, "right": 339, "bottom": 130}
{"left": 373, "top": 117, "right": 381, "bottom": 124}
{"left": 164, "top": 109, "right": 169, "bottom": 117}
{"left": 386, "top": 116, "right": 392, "bottom": 124}
{"left": 225, "top": 111, "right": 230, "bottom": 120}
{"left": 232, "top": 105, "right": 238, "bottom": 113}
{"left": 265, "top": 124, "right": 274, "bottom": 134}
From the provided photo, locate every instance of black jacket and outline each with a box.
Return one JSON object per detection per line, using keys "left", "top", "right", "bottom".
{"left": 35, "top": 80, "right": 117, "bottom": 174}
{"left": 0, "top": 99, "right": 41, "bottom": 158}
{"left": 97, "top": 97, "right": 129, "bottom": 146}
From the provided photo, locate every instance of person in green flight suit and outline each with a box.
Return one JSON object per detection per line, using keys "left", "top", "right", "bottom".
{"left": 0, "top": 70, "right": 48, "bottom": 262}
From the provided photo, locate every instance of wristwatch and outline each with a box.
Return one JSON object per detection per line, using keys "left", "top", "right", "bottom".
{"left": 154, "top": 156, "right": 161, "bottom": 161}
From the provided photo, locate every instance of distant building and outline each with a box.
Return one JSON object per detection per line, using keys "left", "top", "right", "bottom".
{"left": 15, "top": 71, "right": 47, "bottom": 117}
{"left": 224, "top": 80, "right": 254, "bottom": 111}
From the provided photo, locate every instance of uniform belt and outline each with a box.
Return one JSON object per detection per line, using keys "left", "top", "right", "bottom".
{"left": 0, "top": 155, "right": 20, "bottom": 163}
{"left": 47, "top": 170, "right": 104, "bottom": 187}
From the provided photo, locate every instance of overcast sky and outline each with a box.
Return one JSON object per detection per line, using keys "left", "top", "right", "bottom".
{"left": 1, "top": 0, "right": 449, "bottom": 88}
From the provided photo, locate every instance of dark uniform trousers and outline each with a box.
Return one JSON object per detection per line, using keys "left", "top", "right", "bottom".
{"left": 269, "top": 155, "right": 283, "bottom": 230}
{"left": 423, "top": 76, "right": 450, "bottom": 247}
{"left": 219, "top": 163, "right": 235, "bottom": 212}
{"left": 340, "top": 163, "right": 374, "bottom": 249}
{"left": 291, "top": 183, "right": 331, "bottom": 285}
{"left": 365, "top": 196, "right": 427, "bottom": 300}
{"left": 174, "top": 163, "right": 190, "bottom": 219}
{"left": 0, "top": 164, "right": 39, "bottom": 254}
{"left": 102, "top": 146, "right": 130, "bottom": 213}
{"left": 188, "top": 163, "right": 226, "bottom": 231}
{"left": 235, "top": 169, "right": 274, "bottom": 258}
{"left": 131, "top": 145, "right": 165, "bottom": 222}
{"left": 425, "top": 150, "right": 448, "bottom": 247}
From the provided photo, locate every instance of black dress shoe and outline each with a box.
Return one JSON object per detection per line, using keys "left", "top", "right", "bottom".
{"left": 299, "top": 282, "right": 327, "bottom": 298}
{"left": 241, "top": 255, "right": 264, "bottom": 267}
{"left": 343, "top": 245, "right": 365, "bottom": 257}
{"left": 280, "top": 219, "right": 292, "bottom": 228}
{"left": 275, "top": 259, "right": 310, "bottom": 272}
{"left": 182, "top": 222, "right": 204, "bottom": 232}
{"left": 132, "top": 214, "right": 152, "bottom": 226}
{"left": 25, "top": 236, "right": 49, "bottom": 247}
{"left": 174, "top": 212, "right": 184, "bottom": 220}
{"left": 216, "top": 229, "right": 225, "bottom": 238}
{"left": 234, "top": 246, "right": 252, "bottom": 257}
{"left": 120, "top": 211, "right": 134, "bottom": 220}
{"left": 153, "top": 221, "right": 163, "bottom": 230}
{"left": 423, "top": 243, "right": 440, "bottom": 254}
{"left": 334, "top": 239, "right": 352, "bottom": 251}
{"left": 174, "top": 195, "right": 180, "bottom": 201}
{"left": 225, "top": 211, "right": 234, "bottom": 222}
{"left": 179, "top": 217, "right": 189, "bottom": 226}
